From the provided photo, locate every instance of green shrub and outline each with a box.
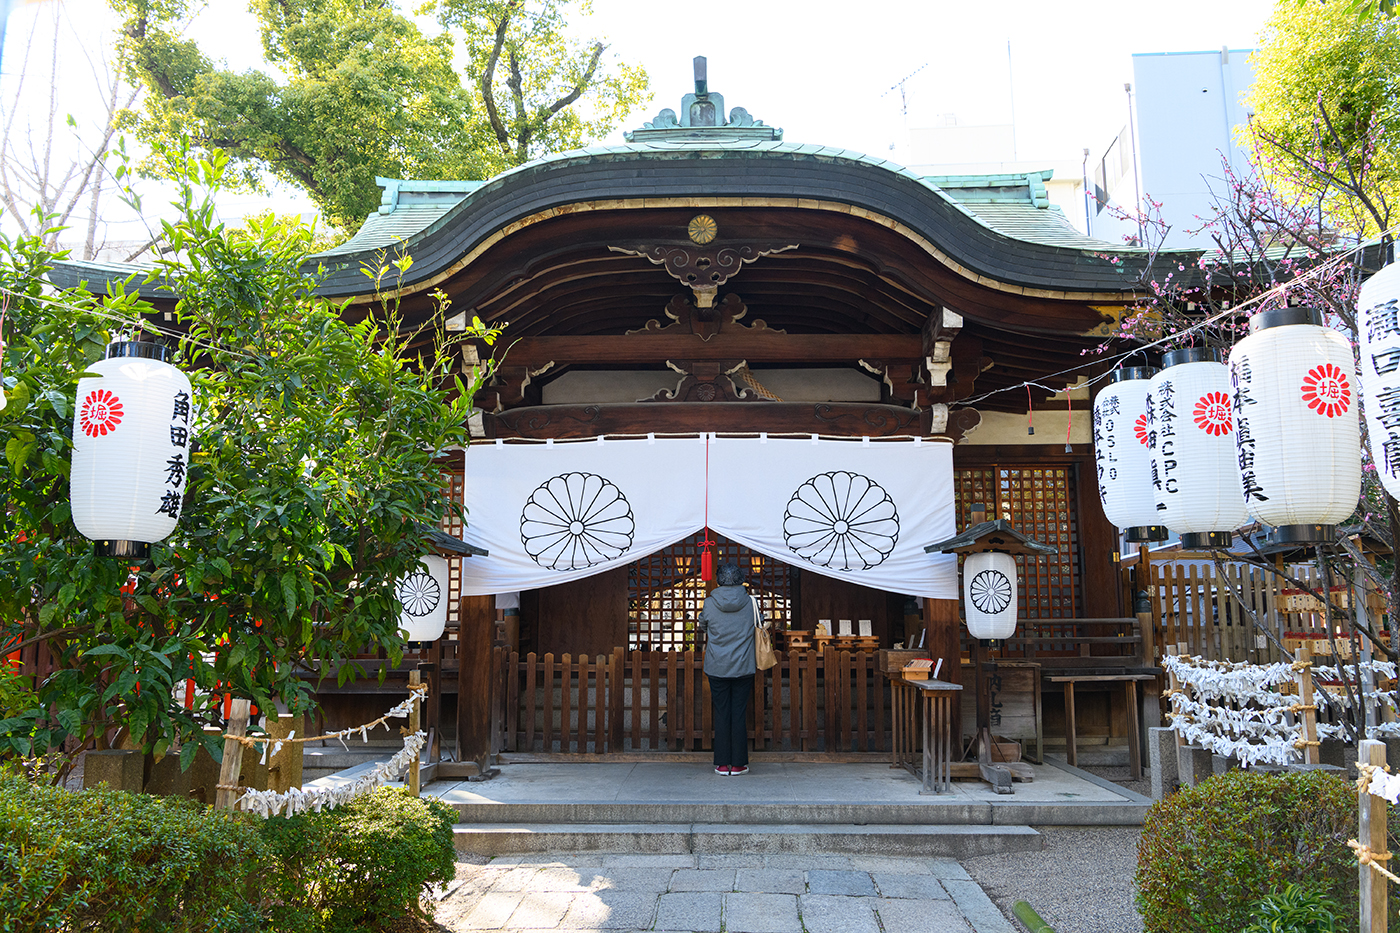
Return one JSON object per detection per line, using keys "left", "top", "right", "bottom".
{"left": 0, "top": 775, "right": 457, "bottom": 933}
{"left": 258, "top": 786, "right": 458, "bottom": 933}
{"left": 1136, "top": 770, "right": 1364, "bottom": 933}
{"left": 0, "top": 773, "right": 265, "bottom": 933}
{"left": 1242, "top": 883, "right": 1341, "bottom": 933}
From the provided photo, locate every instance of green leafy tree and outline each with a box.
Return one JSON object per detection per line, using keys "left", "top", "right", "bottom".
{"left": 1249, "top": 0, "right": 1400, "bottom": 238}
{"left": 0, "top": 144, "right": 502, "bottom": 778}
{"left": 109, "top": 0, "right": 650, "bottom": 229}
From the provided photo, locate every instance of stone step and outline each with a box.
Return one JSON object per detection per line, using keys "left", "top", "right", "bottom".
{"left": 445, "top": 799, "right": 1146, "bottom": 827}
{"left": 452, "top": 822, "right": 1043, "bottom": 858}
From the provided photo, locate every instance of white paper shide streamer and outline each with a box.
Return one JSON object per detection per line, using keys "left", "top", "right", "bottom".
{"left": 70, "top": 341, "right": 193, "bottom": 556}
{"left": 1093, "top": 367, "right": 1166, "bottom": 541}
{"left": 1228, "top": 308, "right": 1361, "bottom": 538}
{"left": 1358, "top": 263, "right": 1400, "bottom": 501}
{"left": 1147, "top": 349, "right": 1248, "bottom": 547}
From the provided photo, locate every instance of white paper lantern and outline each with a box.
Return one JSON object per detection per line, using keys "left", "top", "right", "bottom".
{"left": 70, "top": 342, "right": 193, "bottom": 558}
{"left": 397, "top": 555, "right": 449, "bottom": 642}
{"left": 1228, "top": 307, "right": 1361, "bottom": 542}
{"left": 1093, "top": 367, "right": 1168, "bottom": 541}
{"left": 963, "top": 550, "right": 1018, "bottom": 640}
{"left": 1147, "top": 349, "right": 1249, "bottom": 548}
{"left": 1357, "top": 262, "right": 1400, "bottom": 500}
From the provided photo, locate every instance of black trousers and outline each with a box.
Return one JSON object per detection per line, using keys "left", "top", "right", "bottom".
{"left": 708, "top": 673, "right": 754, "bottom": 767}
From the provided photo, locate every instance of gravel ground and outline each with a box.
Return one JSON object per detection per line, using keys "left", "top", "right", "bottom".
{"left": 963, "top": 765, "right": 1146, "bottom": 933}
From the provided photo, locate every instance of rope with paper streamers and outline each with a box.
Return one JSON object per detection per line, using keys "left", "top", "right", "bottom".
{"left": 220, "top": 682, "right": 428, "bottom": 766}
{"left": 236, "top": 731, "right": 427, "bottom": 819}
{"left": 1353, "top": 764, "right": 1400, "bottom": 888}
{"left": 1163, "top": 654, "right": 1339, "bottom": 768}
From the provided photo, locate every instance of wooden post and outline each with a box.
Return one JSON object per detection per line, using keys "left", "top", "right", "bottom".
{"left": 458, "top": 594, "right": 495, "bottom": 774}
{"left": 215, "top": 699, "right": 251, "bottom": 810}
{"left": 1166, "top": 644, "right": 1185, "bottom": 747}
{"left": 408, "top": 670, "right": 422, "bottom": 796}
{"left": 1360, "top": 739, "right": 1388, "bottom": 933}
{"left": 924, "top": 597, "right": 962, "bottom": 746}
{"left": 1297, "top": 643, "right": 1320, "bottom": 766}
{"left": 266, "top": 712, "right": 304, "bottom": 794}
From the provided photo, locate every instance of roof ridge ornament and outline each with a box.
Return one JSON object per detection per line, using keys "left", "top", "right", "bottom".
{"left": 625, "top": 56, "right": 782, "bottom": 143}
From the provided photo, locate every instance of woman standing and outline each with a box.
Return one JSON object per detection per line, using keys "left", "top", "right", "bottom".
{"left": 697, "top": 562, "right": 767, "bottom": 775}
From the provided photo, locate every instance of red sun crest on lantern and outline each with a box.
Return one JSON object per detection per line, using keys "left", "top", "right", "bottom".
{"left": 1193, "top": 392, "right": 1232, "bottom": 436}
{"left": 1300, "top": 363, "right": 1352, "bottom": 418}
{"left": 1134, "top": 413, "right": 1151, "bottom": 446}
{"left": 78, "top": 389, "right": 123, "bottom": 437}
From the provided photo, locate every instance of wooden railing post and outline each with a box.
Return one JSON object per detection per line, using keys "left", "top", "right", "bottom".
{"left": 1360, "top": 739, "right": 1389, "bottom": 933}
{"left": 408, "top": 670, "right": 421, "bottom": 796}
{"left": 1296, "top": 643, "right": 1321, "bottom": 766}
{"left": 215, "top": 699, "right": 251, "bottom": 810}
{"left": 1166, "top": 645, "right": 1185, "bottom": 747}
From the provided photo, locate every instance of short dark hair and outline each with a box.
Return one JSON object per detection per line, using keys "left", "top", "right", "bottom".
{"left": 716, "top": 562, "right": 745, "bottom": 587}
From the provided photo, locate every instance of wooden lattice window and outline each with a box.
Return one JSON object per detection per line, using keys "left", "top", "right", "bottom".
{"left": 627, "top": 531, "right": 794, "bottom": 650}
{"left": 955, "top": 466, "right": 1081, "bottom": 620}
{"left": 440, "top": 471, "right": 465, "bottom": 632}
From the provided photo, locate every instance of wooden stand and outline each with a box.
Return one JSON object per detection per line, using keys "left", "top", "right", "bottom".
{"left": 890, "top": 676, "right": 962, "bottom": 794}
{"left": 973, "top": 639, "right": 1014, "bottom": 794}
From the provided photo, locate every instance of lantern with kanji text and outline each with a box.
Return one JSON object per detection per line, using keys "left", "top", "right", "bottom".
{"left": 70, "top": 341, "right": 193, "bottom": 559}
{"left": 1147, "top": 348, "right": 1248, "bottom": 548}
{"left": 1227, "top": 307, "right": 1361, "bottom": 543}
{"left": 1093, "top": 367, "right": 1168, "bottom": 542}
{"left": 1358, "top": 263, "right": 1400, "bottom": 500}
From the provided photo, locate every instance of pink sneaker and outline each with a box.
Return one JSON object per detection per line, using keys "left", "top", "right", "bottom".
{"left": 729, "top": 765, "right": 749, "bottom": 776}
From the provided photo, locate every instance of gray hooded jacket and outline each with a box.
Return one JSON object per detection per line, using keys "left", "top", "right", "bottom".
{"left": 697, "top": 585, "right": 767, "bottom": 679}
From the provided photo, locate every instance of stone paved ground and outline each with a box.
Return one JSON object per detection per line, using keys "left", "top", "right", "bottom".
{"left": 434, "top": 853, "right": 1015, "bottom": 932}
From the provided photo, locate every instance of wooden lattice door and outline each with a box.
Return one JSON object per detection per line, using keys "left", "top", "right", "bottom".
{"left": 954, "top": 465, "right": 1081, "bottom": 620}
{"left": 627, "top": 531, "right": 794, "bottom": 651}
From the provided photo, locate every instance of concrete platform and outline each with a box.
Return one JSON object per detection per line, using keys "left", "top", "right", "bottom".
{"left": 423, "top": 757, "right": 1149, "bottom": 829}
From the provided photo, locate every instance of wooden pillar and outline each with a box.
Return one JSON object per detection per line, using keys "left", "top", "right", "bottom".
{"left": 1296, "top": 642, "right": 1321, "bottom": 766}
{"left": 426, "top": 639, "right": 443, "bottom": 762}
{"left": 1360, "top": 739, "right": 1389, "bottom": 933}
{"left": 408, "top": 669, "right": 421, "bottom": 796}
{"left": 924, "top": 597, "right": 962, "bottom": 745}
{"left": 458, "top": 594, "right": 496, "bottom": 773}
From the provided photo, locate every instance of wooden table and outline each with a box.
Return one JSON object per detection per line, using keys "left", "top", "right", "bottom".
{"left": 1046, "top": 673, "right": 1155, "bottom": 780}
{"left": 889, "top": 677, "right": 963, "bottom": 794}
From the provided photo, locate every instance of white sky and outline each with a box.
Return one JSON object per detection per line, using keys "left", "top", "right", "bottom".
{"left": 0, "top": 0, "right": 1278, "bottom": 248}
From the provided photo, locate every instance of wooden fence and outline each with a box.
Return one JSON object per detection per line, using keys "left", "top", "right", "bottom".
{"left": 491, "top": 647, "right": 891, "bottom": 754}
{"left": 1123, "top": 552, "right": 1389, "bottom": 665}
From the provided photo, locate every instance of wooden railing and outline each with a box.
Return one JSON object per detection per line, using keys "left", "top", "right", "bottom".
{"left": 1123, "top": 552, "right": 1389, "bottom": 664}
{"left": 491, "top": 647, "right": 891, "bottom": 754}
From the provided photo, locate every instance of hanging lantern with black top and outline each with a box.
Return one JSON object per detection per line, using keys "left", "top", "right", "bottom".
{"left": 1093, "top": 367, "right": 1169, "bottom": 543}
{"left": 1227, "top": 307, "right": 1361, "bottom": 545}
{"left": 1147, "top": 348, "right": 1248, "bottom": 548}
{"left": 70, "top": 341, "right": 193, "bottom": 559}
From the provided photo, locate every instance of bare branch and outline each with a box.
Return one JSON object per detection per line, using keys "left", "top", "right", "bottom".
{"left": 479, "top": 2, "right": 520, "bottom": 156}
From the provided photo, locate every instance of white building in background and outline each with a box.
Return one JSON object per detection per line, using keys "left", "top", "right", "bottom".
{"left": 1092, "top": 47, "right": 1257, "bottom": 249}
{"left": 898, "top": 114, "right": 1091, "bottom": 236}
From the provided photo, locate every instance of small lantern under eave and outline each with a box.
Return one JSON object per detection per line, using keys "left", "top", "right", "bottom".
{"left": 1357, "top": 262, "right": 1400, "bottom": 500}
{"left": 1228, "top": 307, "right": 1361, "bottom": 544}
{"left": 1093, "top": 367, "right": 1168, "bottom": 543}
{"left": 397, "top": 555, "right": 450, "bottom": 644}
{"left": 70, "top": 341, "right": 193, "bottom": 559}
{"left": 924, "top": 520, "right": 1058, "bottom": 641}
{"left": 1148, "top": 348, "right": 1249, "bottom": 548}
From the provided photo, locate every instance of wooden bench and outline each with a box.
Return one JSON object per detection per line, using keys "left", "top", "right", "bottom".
{"left": 999, "top": 617, "right": 1157, "bottom": 781}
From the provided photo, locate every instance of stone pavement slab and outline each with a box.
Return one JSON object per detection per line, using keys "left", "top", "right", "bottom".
{"left": 734, "top": 868, "right": 805, "bottom": 894}
{"left": 504, "top": 892, "right": 572, "bottom": 928}
{"left": 669, "top": 868, "right": 734, "bottom": 892}
{"left": 873, "top": 871, "right": 951, "bottom": 899}
{"left": 723, "top": 892, "right": 802, "bottom": 933}
{"left": 806, "top": 869, "right": 877, "bottom": 896}
{"left": 654, "top": 891, "right": 722, "bottom": 932}
{"left": 876, "top": 897, "right": 974, "bottom": 932}
{"left": 559, "top": 890, "right": 659, "bottom": 930}
{"left": 944, "top": 878, "right": 1016, "bottom": 932}
{"left": 798, "top": 893, "right": 880, "bottom": 933}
